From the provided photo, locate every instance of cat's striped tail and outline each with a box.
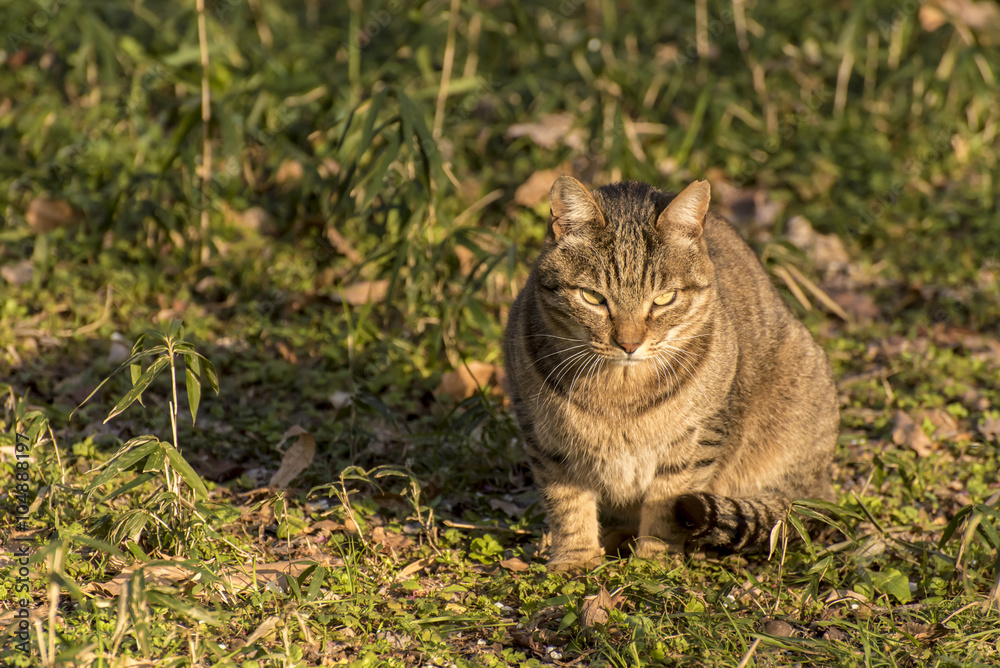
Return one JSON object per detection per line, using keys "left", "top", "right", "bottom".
{"left": 674, "top": 492, "right": 789, "bottom": 554}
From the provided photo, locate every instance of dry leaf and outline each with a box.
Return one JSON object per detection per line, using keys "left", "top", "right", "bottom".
{"left": 25, "top": 197, "right": 80, "bottom": 232}
{"left": 396, "top": 555, "right": 435, "bottom": 581}
{"left": 505, "top": 113, "right": 574, "bottom": 150}
{"left": 270, "top": 426, "right": 316, "bottom": 488}
{"left": 489, "top": 498, "right": 525, "bottom": 517}
{"left": 917, "top": 408, "right": 959, "bottom": 438}
{"left": 244, "top": 616, "right": 281, "bottom": 646}
{"left": 920, "top": 0, "right": 1000, "bottom": 33}
{"left": 580, "top": 586, "right": 626, "bottom": 628}
{"left": 85, "top": 563, "right": 194, "bottom": 597}
{"left": 891, "top": 410, "right": 934, "bottom": 457}
{"left": 979, "top": 416, "right": 1000, "bottom": 441}
{"left": 275, "top": 158, "right": 304, "bottom": 187}
{"left": 225, "top": 560, "right": 316, "bottom": 593}
{"left": 514, "top": 169, "right": 562, "bottom": 207}
{"left": 333, "top": 279, "right": 389, "bottom": 305}
{"left": 436, "top": 361, "right": 498, "bottom": 400}
{"left": 0, "top": 259, "right": 33, "bottom": 285}
{"left": 499, "top": 557, "right": 530, "bottom": 572}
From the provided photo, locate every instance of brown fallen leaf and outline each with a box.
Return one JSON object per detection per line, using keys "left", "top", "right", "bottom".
{"left": 917, "top": 408, "right": 959, "bottom": 438}
{"left": 979, "top": 415, "right": 1000, "bottom": 441}
{"left": 489, "top": 498, "right": 526, "bottom": 517}
{"left": 225, "top": 560, "right": 318, "bottom": 593}
{"left": 332, "top": 279, "right": 389, "bottom": 305}
{"left": 499, "top": 557, "right": 530, "bottom": 572}
{"left": 901, "top": 621, "right": 949, "bottom": 642}
{"left": 396, "top": 555, "right": 435, "bottom": 581}
{"left": 25, "top": 197, "right": 81, "bottom": 233}
{"left": 514, "top": 169, "right": 562, "bottom": 208}
{"left": 436, "top": 361, "right": 498, "bottom": 400}
{"left": 84, "top": 563, "right": 194, "bottom": 598}
{"left": 580, "top": 586, "right": 626, "bottom": 628}
{"left": 891, "top": 410, "right": 934, "bottom": 457}
{"left": 0, "top": 259, "right": 33, "bottom": 286}
{"left": 275, "top": 158, "right": 304, "bottom": 187}
{"left": 505, "top": 113, "right": 574, "bottom": 150}
{"left": 270, "top": 426, "right": 316, "bottom": 488}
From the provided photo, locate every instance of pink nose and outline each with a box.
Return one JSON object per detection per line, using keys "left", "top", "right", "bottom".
{"left": 617, "top": 339, "right": 642, "bottom": 354}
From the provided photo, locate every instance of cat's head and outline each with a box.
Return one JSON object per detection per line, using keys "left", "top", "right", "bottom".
{"left": 533, "top": 176, "right": 716, "bottom": 363}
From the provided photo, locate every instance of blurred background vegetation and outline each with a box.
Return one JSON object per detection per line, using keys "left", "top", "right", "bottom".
{"left": 1, "top": 0, "right": 1000, "bottom": 665}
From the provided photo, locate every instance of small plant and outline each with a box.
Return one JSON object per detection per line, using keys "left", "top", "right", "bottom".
{"left": 76, "top": 319, "right": 218, "bottom": 549}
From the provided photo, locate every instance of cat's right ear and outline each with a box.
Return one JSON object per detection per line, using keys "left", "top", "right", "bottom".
{"left": 658, "top": 180, "right": 711, "bottom": 241}
{"left": 548, "top": 175, "right": 605, "bottom": 241}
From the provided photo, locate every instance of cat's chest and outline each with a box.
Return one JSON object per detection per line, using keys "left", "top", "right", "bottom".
{"left": 543, "top": 402, "right": 700, "bottom": 502}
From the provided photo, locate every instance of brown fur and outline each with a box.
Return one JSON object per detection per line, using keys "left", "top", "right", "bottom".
{"left": 503, "top": 176, "right": 838, "bottom": 569}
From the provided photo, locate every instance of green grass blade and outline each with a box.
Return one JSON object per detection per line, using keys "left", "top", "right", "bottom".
{"left": 162, "top": 442, "right": 209, "bottom": 499}
{"left": 105, "top": 355, "right": 170, "bottom": 423}
{"left": 184, "top": 353, "right": 202, "bottom": 424}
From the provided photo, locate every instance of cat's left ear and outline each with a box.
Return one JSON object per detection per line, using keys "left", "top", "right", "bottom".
{"left": 548, "top": 175, "right": 606, "bottom": 240}
{"left": 657, "top": 180, "right": 711, "bottom": 241}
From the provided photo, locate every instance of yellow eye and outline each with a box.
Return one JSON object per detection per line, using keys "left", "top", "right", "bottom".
{"left": 580, "top": 288, "right": 606, "bottom": 305}
{"left": 653, "top": 290, "right": 677, "bottom": 306}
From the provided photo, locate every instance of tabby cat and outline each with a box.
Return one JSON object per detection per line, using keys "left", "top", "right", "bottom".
{"left": 503, "top": 176, "right": 838, "bottom": 569}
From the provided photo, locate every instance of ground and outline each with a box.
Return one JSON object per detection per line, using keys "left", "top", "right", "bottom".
{"left": 1, "top": 0, "right": 999, "bottom": 666}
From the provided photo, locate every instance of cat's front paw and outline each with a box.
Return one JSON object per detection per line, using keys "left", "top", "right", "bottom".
{"left": 547, "top": 548, "right": 603, "bottom": 573}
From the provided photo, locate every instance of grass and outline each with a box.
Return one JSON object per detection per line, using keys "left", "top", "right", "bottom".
{"left": 1, "top": 0, "right": 999, "bottom": 665}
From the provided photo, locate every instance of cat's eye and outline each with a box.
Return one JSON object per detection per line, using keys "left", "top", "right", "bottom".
{"left": 579, "top": 288, "right": 606, "bottom": 306}
{"left": 653, "top": 290, "right": 678, "bottom": 306}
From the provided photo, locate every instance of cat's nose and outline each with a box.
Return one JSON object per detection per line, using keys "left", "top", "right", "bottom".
{"left": 616, "top": 339, "right": 643, "bottom": 354}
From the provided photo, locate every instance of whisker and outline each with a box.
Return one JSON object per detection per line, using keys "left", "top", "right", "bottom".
{"left": 532, "top": 349, "right": 590, "bottom": 401}
{"left": 660, "top": 348, "right": 711, "bottom": 405}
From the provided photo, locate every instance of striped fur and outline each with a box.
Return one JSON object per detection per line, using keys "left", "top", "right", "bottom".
{"left": 503, "top": 177, "right": 838, "bottom": 569}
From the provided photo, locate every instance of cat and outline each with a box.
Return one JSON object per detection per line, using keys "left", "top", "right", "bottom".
{"left": 503, "top": 176, "right": 838, "bottom": 570}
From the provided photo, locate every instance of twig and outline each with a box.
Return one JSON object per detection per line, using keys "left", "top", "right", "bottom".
{"left": 736, "top": 637, "right": 761, "bottom": 668}
{"left": 443, "top": 520, "right": 533, "bottom": 535}
{"left": 433, "top": 0, "right": 461, "bottom": 138}
{"left": 196, "top": 0, "right": 212, "bottom": 263}
{"left": 784, "top": 264, "right": 850, "bottom": 321}
{"left": 772, "top": 264, "right": 812, "bottom": 312}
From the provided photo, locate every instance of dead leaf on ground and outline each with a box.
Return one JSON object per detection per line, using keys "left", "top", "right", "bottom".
{"left": 786, "top": 216, "right": 850, "bottom": 276}
{"left": 499, "top": 557, "right": 531, "bottom": 572}
{"left": 84, "top": 563, "right": 194, "bottom": 598}
{"left": 25, "top": 197, "right": 81, "bottom": 233}
{"left": 892, "top": 410, "right": 935, "bottom": 457}
{"left": 225, "top": 560, "right": 318, "bottom": 593}
{"left": 332, "top": 279, "right": 389, "bottom": 305}
{"left": 580, "top": 586, "right": 626, "bottom": 627}
{"left": 979, "top": 415, "right": 1000, "bottom": 441}
{"left": 489, "top": 498, "right": 526, "bottom": 517}
{"left": 900, "top": 621, "right": 950, "bottom": 642}
{"left": 505, "top": 113, "right": 574, "bottom": 150}
{"left": 372, "top": 526, "right": 414, "bottom": 553}
{"left": 270, "top": 426, "right": 316, "bottom": 488}
{"left": 68, "top": 653, "right": 156, "bottom": 668}
{"left": 436, "top": 361, "right": 499, "bottom": 400}
{"left": 0, "top": 259, "right": 33, "bottom": 286}
{"left": 514, "top": 169, "right": 562, "bottom": 208}
{"left": 275, "top": 158, "right": 304, "bottom": 187}
{"left": 920, "top": 0, "right": 1000, "bottom": 33}
{"left": 917, "top": 408, "right": 959, "bottom": 438}
{"left": 396, "top": 555, "right": 435, "bottom": 581}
